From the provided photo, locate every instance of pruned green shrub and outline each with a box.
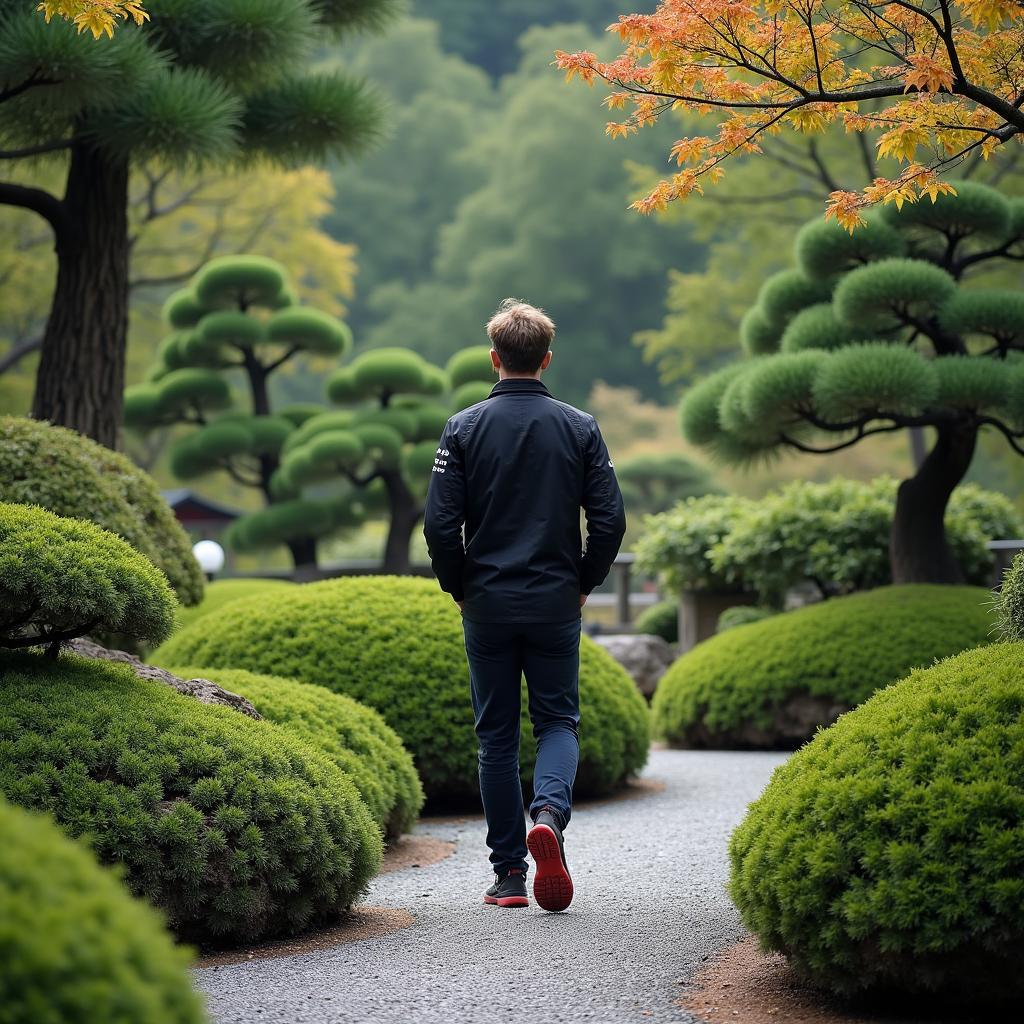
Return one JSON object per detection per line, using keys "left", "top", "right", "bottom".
{"left": 167, "top": 666, "right": 423, "bottom": 841}
{"left": 0, "top": 797, "right": 206, "bottom": 1024}
{"left": 153, "top": 577, "right": 650, "bottom": 802}
{"left": 652, "top": 585, "right": 995, "bottom": 749}
{"left": 0, "top": 503, "right": 177, "bottom": 653}
{"left": 730, "top": 642, "right": 1024, "bottom": 1001}
{"left": 996, "top": 551, "right": 1024, "bottom": 641}
{"left": 634, "top": 599, "right": 678, "bottom": 644}
{"left": 716, "top": 605, "right": 775, "bottom": 633}
{"left": 175, "top": 578, "right": 295, "bottom": 632}
{"left": 0, "top": 416, "right": 203, "bottom": 606}
{"left": 0, "top": 652, "right": 382, "bottom": 946}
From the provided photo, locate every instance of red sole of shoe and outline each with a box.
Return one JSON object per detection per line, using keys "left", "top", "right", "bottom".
{"left": 483, "top": 895, "right": 529, "bottom": 908}
{"left": 527, "top": 823, "right": 573, "bottom": 912}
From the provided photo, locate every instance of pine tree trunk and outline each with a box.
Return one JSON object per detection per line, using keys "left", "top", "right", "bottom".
{"left": 287, "top": 536, "right": 320, "bottom": 579}
{"left": 31, "top": 143, "right": 129, "bottom": 449}
{"left": 890, "top": 423, "right": 977, "bottom": 584}
{"left": 381, "top": 469, "right": 422, "bottom": 574}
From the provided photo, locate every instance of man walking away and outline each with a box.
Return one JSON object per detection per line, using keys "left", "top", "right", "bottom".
{"left": 423, "top": 298, "right": 626, "bottom": 913}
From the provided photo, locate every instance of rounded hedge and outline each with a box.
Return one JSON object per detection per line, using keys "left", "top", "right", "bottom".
{"left": 175, "top": 578, "right": 295, "bottom": 632}
{"left": 0, "top": 652, "right": 382, "bottom": 946}
{"left": 0, "top": 797, "right": 206, "bottom": 1024}
{"left": 652, "top": 585, "right": 995, "bottom": 749}
{"left": 153, "top": 577, "right": 650, "bottom": 803}
{"left": 730, "top": 642, "right": 1024, "bottom": 1001}
{"left": 167, "top": 667, "right": 423, "bottom": 842}
{"left": 0, "top": 416, "right": 203, "bottom": 606}
{"left": 1, "top": 503, "right": 177, "bottom": 652}
{"left": 634, "top": 599, "right": 678, "bottom": 644}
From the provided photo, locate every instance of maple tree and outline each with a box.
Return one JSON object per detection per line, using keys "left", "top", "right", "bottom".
{"left": 556, "top": 1, "right": 1024, "bottom": 228}
{"left": 37, "top": 1, "right": 146, "bottom": 37}
{"left": 678, "top": 180, "right": 1024, "bottom": 584}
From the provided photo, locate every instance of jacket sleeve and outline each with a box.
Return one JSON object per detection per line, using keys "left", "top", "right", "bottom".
{"left": 579, "top": 418, "right": 627, "bottom": 595}
{"left": 423, "top": 419, "right": 467, "bottom": 601}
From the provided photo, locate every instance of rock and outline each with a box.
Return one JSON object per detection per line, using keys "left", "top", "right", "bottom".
{"left": 594, "top": 634, "right": 675, "bottom": 699}
{"left": 67, "top": 638, "right": 262, "bottom": 720}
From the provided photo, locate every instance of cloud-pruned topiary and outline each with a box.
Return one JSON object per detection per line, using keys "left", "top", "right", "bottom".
{"left": 174, "top": 578, "right": 295, "bottom": 632}
{"left": 730, "top": 642, "right": 1024, "bottom": 1001}
{"left": 0, "top": 797, "right": 206, "bottom": 1024}
{"left": 652, "top": 585, "right": 995, "bottom": 749}
{"left": 167, "top": 666, "right": 423, "bottom": 842}
{"left": 0, "top": 416, "right": 203, "bottom": 606}
{"left": 0, "top": 503, "right": 177, "bottom": 655}
{"left": 0, "top": 652, "right": 381, "bottom": 946}
{"left": 678, "top": 181, "right": 1024, "bottom": 586}
{"left": 153, "top": 577, "right": 650, "bottom": 802}
{"left": 634, "top": 599, "right": 678, "bottom": 644}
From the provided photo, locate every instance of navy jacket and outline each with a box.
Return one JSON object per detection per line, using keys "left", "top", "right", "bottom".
{"left": 423, "top": 377, "right": 626, "bottom": 623}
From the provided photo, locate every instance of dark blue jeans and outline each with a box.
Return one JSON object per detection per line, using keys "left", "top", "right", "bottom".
{"left": 462, "top": 617, "right": 582, "bottom": 875}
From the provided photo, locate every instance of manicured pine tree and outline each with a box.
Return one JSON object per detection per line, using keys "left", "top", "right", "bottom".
{"left": 124, "top": 255, "right": 354, "bottom": 572}
{"left": 615, "top": 453, "right": 718, "bottom": 517}
{"left": 273, "top": 346, "right": 495, "bottom": 573}
{"left": 0, "top": 0, "right": 396, "bottom": 447}
{"left": 679, "top": 181, "right": 1024, "bottom": 584}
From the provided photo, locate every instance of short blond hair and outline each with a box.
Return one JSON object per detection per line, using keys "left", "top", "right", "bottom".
{"left": 486, "top": 298, "right": 556, "bottom": 373}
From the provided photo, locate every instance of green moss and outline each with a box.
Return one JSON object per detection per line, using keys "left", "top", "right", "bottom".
{"left": 0, "top": 652, "right": 381, "bottom": 946}
{"left": 652, "top": 585, "right": 995, "bottom": 748}
{"left": 174, "top": 578, "right": 295, "bottom": 632}
{"left": 0, "top": 797, "right": 206, "bottom": 1024}
{"left": 168, "top": 667, "right": 423, "bottom": 841}
{"left": 730, "top": 642, "right": 1024, "bottom": 1001}
{"left": 1, "top": 503, "right": 177, "bottom": 651}
{"left": 153, "top": 577, "right": 649, "bottom": 802}
{"left": 0, "top": 416, "right": 203, "bottom": 606}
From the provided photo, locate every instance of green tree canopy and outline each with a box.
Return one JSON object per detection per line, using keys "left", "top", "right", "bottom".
{"left": 678, "top": 182, "right": 1024, "bottom": 584}
{"left": 0, "top": 0, "right": 396, "bottom": 447}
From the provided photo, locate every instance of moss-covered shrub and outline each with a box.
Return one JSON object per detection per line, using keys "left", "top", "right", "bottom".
{"left": 634, "top": 599, "right": 678, "bottom": 643}
{"left": 0, "top": 416, "right": 203, "bottom": 606}
{"left": 653, "top": 585, "right": 995, "bottom": 749}
{"left": 0, "top": 652, "right": 381, "bottom": 946}
{"left": 0, "top": 797, "right": 206, "bottom": 1024}
{"left": 730, "top": 642, "right": 1024, "bottom": 1001}
{"left": 1, "top": 503, "right": 177, "bottom": 653}
{"left": 168, "top": 667, "right": 423, "bottom": 841}
{"left": 154, "top": 577, "right": 650, "bottom": 802}
{"left": 174, "top": 578, "right": 295, "bottom": 632}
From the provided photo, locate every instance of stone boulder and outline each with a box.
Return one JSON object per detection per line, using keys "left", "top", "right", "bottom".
{"left": 67, "top": 638, "right": 261, "bottom": 720}
{"left": 593, "top": 633, "right": 674, "bottom": 699}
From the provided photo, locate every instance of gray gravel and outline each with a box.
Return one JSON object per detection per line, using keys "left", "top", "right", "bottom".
{"left": 197, "top": 749, "right": 787, "bottom": 1024}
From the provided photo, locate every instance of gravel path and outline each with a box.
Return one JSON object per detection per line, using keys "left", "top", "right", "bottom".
{"left": 197, "top": 749, "right": 787, "bottom": 1024}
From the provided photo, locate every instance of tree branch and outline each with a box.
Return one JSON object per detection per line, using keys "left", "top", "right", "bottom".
{"left": 0, "top": 334, "right": 42, "bottom": 375}
{"left": 0, "top": 180, "right": 67, "bottom": 236}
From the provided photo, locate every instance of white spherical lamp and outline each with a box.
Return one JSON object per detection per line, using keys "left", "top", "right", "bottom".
{"left": 192, "top": 539, "right": 225, "bottom": 579}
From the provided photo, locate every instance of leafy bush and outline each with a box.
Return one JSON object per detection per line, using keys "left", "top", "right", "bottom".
{"left": 634, "top": 599, "right": 678, "bottom": 643}
{"left": 175, "top": 578, "right": 295, "bottom": 632}
{"left": 716, "top": 605, "right": 775, "bottom": 633}
{"left": 167, "top": 667, "right": 423, "bottom": 841}
{"left": 0, "top": 416, "right": 203, "bottom": 606}
{"left": 638, "top": 478, "right": 1021, "bottom": 602}
{"left": 0, "top": 797, "right": 206, "bottom": 1024}
{"left": 153, "top": 577, "right": 650, "bottom": 802}
{"left": 0, "top": 503, "right": 177, "bottom": 653}
{"left": 0, "top": 652, "right": 381, "bottom": 946}
{"left": 730, "top": 642, "right": 1024, "bottom": 1001}
{"left": 652, "top": 585, "right": 995, "bottom": 749}
{"left": 995, "top": 551, "right": 1024, "bottom": 641}
{"left": 635, "top": 494, "right": 750, "bottom": 592}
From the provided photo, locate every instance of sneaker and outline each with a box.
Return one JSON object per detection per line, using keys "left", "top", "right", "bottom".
{"left": 527, "top": 808, "right": 573, "bottom": 912}
{"left": 483, "top": 867, "right": 529, "bottom": 908}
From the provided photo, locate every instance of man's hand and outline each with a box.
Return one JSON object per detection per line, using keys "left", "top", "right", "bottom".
{"left": 457, "top": 600, "right": 465, "bottom": 612}
{"left": 579, "top": 593, "right": 588, "bottom": 608}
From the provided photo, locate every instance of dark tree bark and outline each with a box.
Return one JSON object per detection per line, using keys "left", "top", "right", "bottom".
{"left": 380, "top": 468, "right": 423, "bottom": 574}
{"left": 31, "top": 143, "right": 129, "bottom": 449}
{"left": 890, "top": 423, "right": 978, "bottom": 585}
{"left": 287, "top": 536, "right": 320, "bottom": 579}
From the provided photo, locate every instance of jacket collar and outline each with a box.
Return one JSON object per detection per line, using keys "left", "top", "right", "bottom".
{"left": 488, "top": 377, "right": 551, "bottom": 398}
